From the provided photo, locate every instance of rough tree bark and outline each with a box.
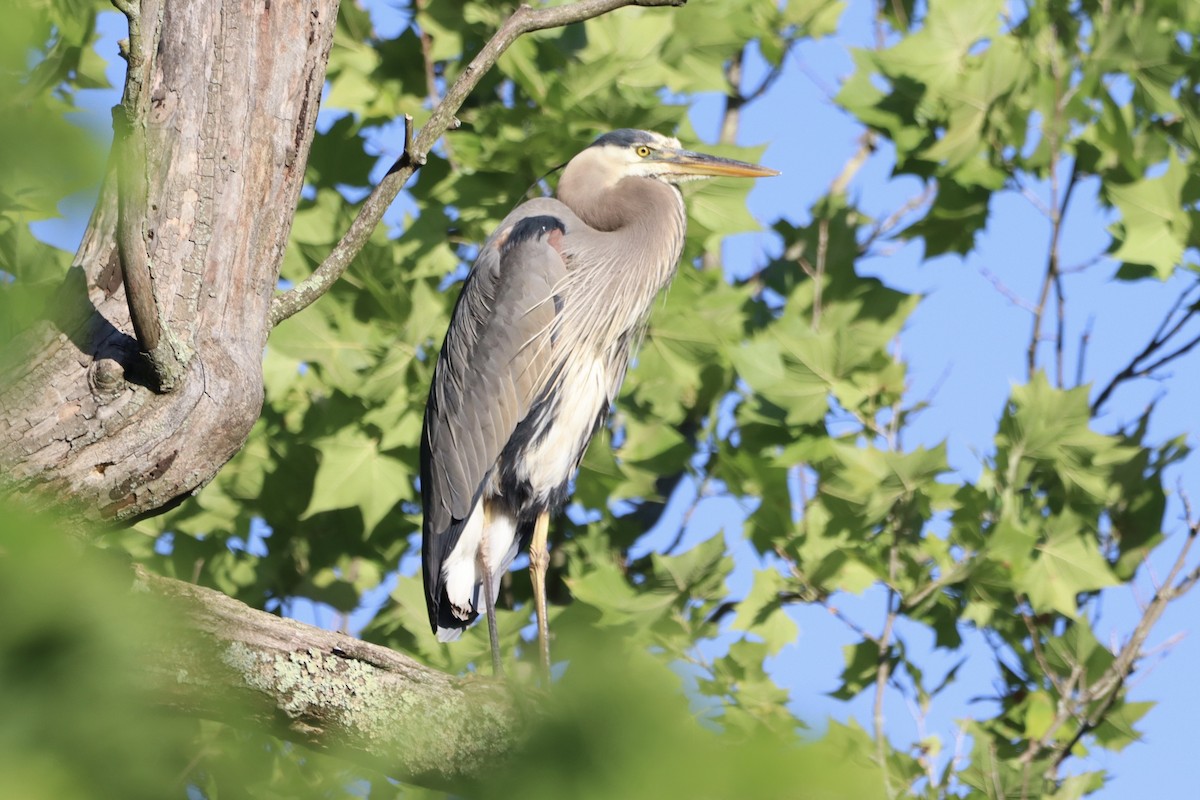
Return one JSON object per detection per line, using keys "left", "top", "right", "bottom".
{"left": 0, "top": 0, "right": 338, "bottom": 521}
{"left": 0, "top": 0, "right": 687, "bottom": 789}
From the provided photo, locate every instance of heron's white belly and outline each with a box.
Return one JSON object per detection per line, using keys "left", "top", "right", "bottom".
{"left": 522, "top": 355, "right": 609, "bottom": 495}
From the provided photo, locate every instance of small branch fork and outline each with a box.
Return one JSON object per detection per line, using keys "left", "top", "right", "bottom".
{"left": 269, "top": 0, "right": 688, "bottom": 327}
{"left": 1013, "top": 503, "right": 1200, "bottom": 795}
{"left": 1091, "top": 280, "right": 1200, "bottom": 414}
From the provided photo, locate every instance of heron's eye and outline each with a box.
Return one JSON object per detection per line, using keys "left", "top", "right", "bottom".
{"left": 635, "top": 145, "right": 652, "bottom": 158}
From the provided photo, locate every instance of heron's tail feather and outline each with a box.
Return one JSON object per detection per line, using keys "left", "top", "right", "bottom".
{"left": 436, "top": 625, "right": 465, "bottom": 643}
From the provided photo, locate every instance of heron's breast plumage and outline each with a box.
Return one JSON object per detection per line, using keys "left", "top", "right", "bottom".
{"left": 491, "top": 352, "right": 609, "bottom": 510}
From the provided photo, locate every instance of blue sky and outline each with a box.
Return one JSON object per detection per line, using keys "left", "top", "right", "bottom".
{"left": 38, "top": 3, "right": 1200, "bottom": 797}
{"left": 706, "top": 2, "right": 1200, "bottom": 796}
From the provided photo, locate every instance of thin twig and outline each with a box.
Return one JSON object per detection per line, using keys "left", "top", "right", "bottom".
{"left": 415, "top": 0, "right": 457, "bottom": 169}
{"left": 1136, "top": 331, "right": 1200, "bottom": 377}
{"left": 976, "top": 264, "right": 1037, "bottom": 313}
{"left": 1052, "top": 266, "right": 1067, "bottom": 387}
{"left": 860, "top": 181, "right": 933, "bottom": 253}
{"left": 742, "top": 40, "right": 795, "bottom": 104}
{"left": 1075, "top": 314, "right": 1093, "bottom": 387}
{"left": 1018, "top": 603, "right": 1062, "bottom": 695}
{"left": 812, "top": 219, "right": 828, "bottom": 329}
{"left": 662, "top": 476, "right": 711, "bottom": 556}
{"left": 269, "top": 0, "right": 687, "bottom": 326}
{"left": 1026, "top": 160, "right": 1078, "bottom": 380}
{"left": 793, "top": 55, "right": 839, "bottom": 103}
{"left": 1048, "top": 517, "right": 1199, "bottom": 772}
{"left": 875, "top": 543, "right": 900, "bottom": 800}
{"left": 1013, "top": 173, "right": 1054, "bottom": 220}
{"left": 831, "top": 131, "right": 877, "bottom": 197}
{"left": 1027, "top": 495, "right": 1200, "bottom": 781}
{"left": 1092, "top": 283, "right": 1200, "bottom": 413}
{"left": 819, "top": 600, "right": 878, "bottom": 643}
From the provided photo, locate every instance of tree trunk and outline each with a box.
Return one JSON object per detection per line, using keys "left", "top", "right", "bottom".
{"left": 0, "top": 0, "right": 338, "bottom": 523}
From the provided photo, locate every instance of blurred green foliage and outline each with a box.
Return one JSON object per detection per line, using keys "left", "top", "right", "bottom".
{"left": 0, "top": 1, "right": 106, "bottom": 342}
{"left": 0, "top": 504, "right": 195, "bottom": 800}
{"left": 7, "top": 0, "right": 1200, "bottom": 797}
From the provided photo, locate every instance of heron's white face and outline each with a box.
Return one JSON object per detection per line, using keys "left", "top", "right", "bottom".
{"left": 616, "top": 133, "right": 690, "bottom": 180}
{"left": 584, "top": 130, "right": 778, "bottom": 186}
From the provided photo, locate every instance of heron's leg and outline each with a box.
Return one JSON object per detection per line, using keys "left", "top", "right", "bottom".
{"left": 528, "top": 510, "right": 552, "bottom": 677}
{"left": 478, "top": 508, "right": 504, "bottom": 677}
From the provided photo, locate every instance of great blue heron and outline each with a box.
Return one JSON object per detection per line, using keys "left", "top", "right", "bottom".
{"left": 421, "top": 129, "right": 778, "bottom": 674}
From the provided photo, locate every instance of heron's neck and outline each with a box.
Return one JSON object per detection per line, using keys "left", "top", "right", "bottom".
{"left": 558, "top": 175, "right": 687, "bottom": 288}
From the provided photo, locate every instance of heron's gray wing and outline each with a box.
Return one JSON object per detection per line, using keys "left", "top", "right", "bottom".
{"left": 421, "top": 210, "right": 569, "bottom": 629}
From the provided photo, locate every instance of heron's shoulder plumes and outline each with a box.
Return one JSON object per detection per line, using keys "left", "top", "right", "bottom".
{"left": 501, "top": 215, "right": 566, "bottom": 258}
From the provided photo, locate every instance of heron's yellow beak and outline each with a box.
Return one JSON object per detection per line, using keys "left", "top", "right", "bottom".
{"left": 658, "top": 148, "right": 780, "bottom": 178}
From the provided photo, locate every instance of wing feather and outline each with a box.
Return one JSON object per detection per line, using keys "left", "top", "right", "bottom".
{"left": 421, "top": 207, "right": 570, "bottom": 632}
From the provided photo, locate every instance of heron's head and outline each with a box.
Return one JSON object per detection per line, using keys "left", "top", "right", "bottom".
{"left": 571, "top": 129, "right": 780, "bottom": 187}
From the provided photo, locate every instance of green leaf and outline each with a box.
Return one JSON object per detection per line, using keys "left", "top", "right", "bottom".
{"left": 903, "top": 179, "right": 992, "bottom": 257}
{"left": 730, "top": 569, "right": 799, "bottom": 655}
{"left": 1091, "top": 700, "right": 1152, "bottom": 752}
{"left": 1023, "top": 690, "right": 1055, "bottom": 740}
{"left": 1049, "top": 772, "right": 1106, "bottom": 800}
{"left": 819, "top": 442, "right": 949, "bottom": 524}
{"left": 1106, "top": 154, "right": 1192, "bottom": 279}
{"left": 650, "top": 532, "right": 731, "bottom": 600}
{"left": 874, "top": 0, "right": 1004, "bottom": 91}
{"left": 303, "top": 427, "right": 411, "bottom": 534}
{"left": 832, "top": 639, "right": 892, "bottom": 700}
{"left": 1021, "top": 521, "right": 1119, "bottom": 618}
{"left": 567, "top": 558, "right": 676, "bottom": 629}
{"left": 784, "top": 0, "right": 846, "bottom": 38}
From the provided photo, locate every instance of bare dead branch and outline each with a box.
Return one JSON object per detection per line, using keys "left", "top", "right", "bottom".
{"left": 270, "top": 0, "right": 687, "bottom": 326}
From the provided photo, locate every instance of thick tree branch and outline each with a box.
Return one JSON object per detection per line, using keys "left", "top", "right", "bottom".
{"left": 270, "top": 0, "right": 687, "bottom": 326}
{"left": 136, "top": 566, "right": 534, "bottom": 790}
{"left": 112, "top": 0, "right": 190, "bottom": 391}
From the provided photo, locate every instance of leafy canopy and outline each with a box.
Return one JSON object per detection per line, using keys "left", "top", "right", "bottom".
{"left": 6, "top": 0, "right": 1200, "bottom": 797}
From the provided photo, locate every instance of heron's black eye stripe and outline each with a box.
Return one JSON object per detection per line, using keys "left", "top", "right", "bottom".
{"left": 635, "top": 145, "right": 651, "bottom": 158}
